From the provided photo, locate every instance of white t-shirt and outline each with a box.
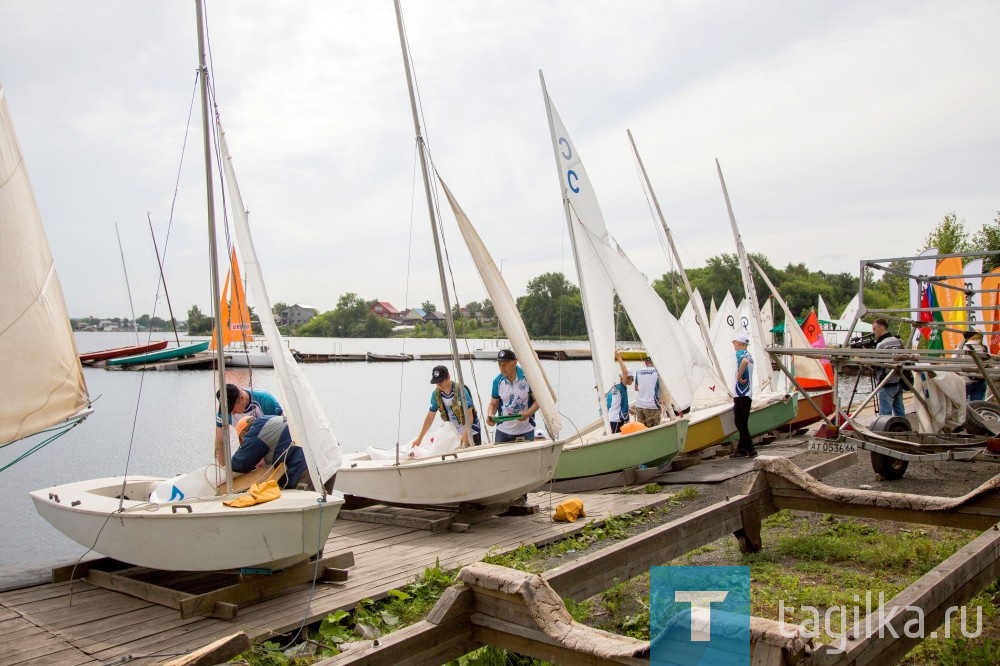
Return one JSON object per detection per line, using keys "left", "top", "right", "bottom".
{"left": 633, "top": 366, "right": 660, "bottom": 409}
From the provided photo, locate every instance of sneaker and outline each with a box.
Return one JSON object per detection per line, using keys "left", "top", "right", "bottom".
{"left": 747, "top": 448, "right": 759, "bottom": 458}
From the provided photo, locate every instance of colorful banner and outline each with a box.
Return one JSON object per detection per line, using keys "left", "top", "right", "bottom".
{"left": 933, "top": 257, "right": 966, "bottom": 350}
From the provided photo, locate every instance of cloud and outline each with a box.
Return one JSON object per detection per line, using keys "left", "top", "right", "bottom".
{"left": 1, "top": 0, "right": 997, "bottom": 317}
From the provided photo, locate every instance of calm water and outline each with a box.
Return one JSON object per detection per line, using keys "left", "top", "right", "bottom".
{"left": 0, "top": 332, "right": 601, "bottom": 588}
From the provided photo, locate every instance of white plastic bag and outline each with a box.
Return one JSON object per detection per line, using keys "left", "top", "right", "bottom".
{"left": 149, "top": 464, "right": 224, "bottom": 503}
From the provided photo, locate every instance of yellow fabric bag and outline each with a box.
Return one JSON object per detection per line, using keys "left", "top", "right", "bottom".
{"left": 224, "top": 479, "right": 281, "bottom": 508}
{"left": 553, "top": 497, "right": 585, "bottom": 522}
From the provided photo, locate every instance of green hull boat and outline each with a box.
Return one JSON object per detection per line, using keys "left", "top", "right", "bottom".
{"left": 107, "top": 341, "right": 211, "bottom": 366}
{"left": 553, "top": 417, "right": 688, "bottom": 480}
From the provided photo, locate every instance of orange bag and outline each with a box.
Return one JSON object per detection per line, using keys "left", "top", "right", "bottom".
{"left": 619, "top": 421, "right": 648, "bottom": 434}
{"left": 553, "top": 497, "right": 585, "bottom": 522}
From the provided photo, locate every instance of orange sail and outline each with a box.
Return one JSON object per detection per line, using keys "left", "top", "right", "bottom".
{"left": 798, "top": 310, "right": 834, "bottom": 387}
{"left": 210, "top": 270, "right": 232, "bottom": 351}
{"left": 933, "top": 257, "right": 966, "bottom": 350}
{"left": 984, "top": 268, "right": 1000, "bottom": 355}
{"left": 228, "top": 248, "right": 253, "bottom": 345}
{"left": 209, "top": 249, "right": 254, "bottom": 351}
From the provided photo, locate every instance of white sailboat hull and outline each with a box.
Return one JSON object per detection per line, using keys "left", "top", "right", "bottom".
{"left": 30, "top": 476, "right": 343, "bottom": 571}
{"left": 225, "top": 351, "right": 274, "bottom": 367}
{"left": 335, "top": 439, "right": 562, "bottom": 505}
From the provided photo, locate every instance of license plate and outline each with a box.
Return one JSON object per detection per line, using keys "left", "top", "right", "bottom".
{"left": 808, "top": 440, "right": 857, "bottom": 454}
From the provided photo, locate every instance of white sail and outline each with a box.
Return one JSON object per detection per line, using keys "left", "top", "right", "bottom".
{"left": 438, "top": 177, "right": 562, "bottom": 438}
{"left": 0, "top": 86, "right": 90, "bottom": 447}
{"left": 539, "top": 75, "right": 618, "bottom": 410}
{"left": 709, "top": 297, "right": 718, "bottom": 325}
{"left": 576, "top": 218, "right": 710, "bottom": 411}
{"left": 839, "top": 293, "right": 860, "bottom": 323}
{"left": 760, "top": 296, "right": 775, "bottom": 347}
{"left": 218, "top": 123, "right": 341, "bottom": 489}
{"left": 817, "top": 294, "right": 831, "bottom": 322}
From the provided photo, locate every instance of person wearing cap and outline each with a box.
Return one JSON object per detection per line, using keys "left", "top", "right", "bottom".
{"left": 606, "top": 350, "right": 634, "bottom": 433}
{"left": 231, "top": 415, "right": 307, "bottom": 489}
{"left": 632, "top": 356, "right": 662, "bottom": 428}
{"left": 872, "top": 318, "right": 905, "bottom": 417}
{"left": 959, "top": 329, "right": 991, "bottom": 401}
{"left": 488, "top": 349, "right": 538, "bottom": 442}
{"left": 413, "top": 365, "right": 482, "bottom": 449}
{"left": 731, "top": 332, "right": 757, "bottom": 458}
{"left": 215, "top": 383, "right": 283, "bottom": 465}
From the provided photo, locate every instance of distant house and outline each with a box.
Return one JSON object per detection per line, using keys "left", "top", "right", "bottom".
{"left": 424, "top": 310, "right": 447, "bottom": 324}
{"left": 280, "top": 304, "right": 317, "bottom": 327}
{"left": 400, "top": 308, "right": 427, "bottom": 325}
{"left": 370, "top": 301, "right": 400, "bottom": 320}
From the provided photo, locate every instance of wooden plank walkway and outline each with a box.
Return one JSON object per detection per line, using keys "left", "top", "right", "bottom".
{"left": 0, "top": 488, "right": 673, "bottom": 665}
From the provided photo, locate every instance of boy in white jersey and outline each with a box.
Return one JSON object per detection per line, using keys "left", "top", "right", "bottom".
{"left": 731, "top": 333, "right": 757, "bottom": 458}
{"left": 487, "top": 349, "right": 538, "bottom": 442}
{"left": 633, "top": 357, "right": 662, "bottom": 427}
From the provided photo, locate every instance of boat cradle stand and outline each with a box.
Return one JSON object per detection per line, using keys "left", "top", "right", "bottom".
{"left": 49, "top": 551, "right": 355, "bottom": 620}
{"left": 340, "top": 495, "right": 538, "bottom": 533}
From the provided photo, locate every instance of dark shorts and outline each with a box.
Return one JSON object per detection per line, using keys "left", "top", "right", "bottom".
{"left": 495, "top": 430, "right": 535, "bottom": 443}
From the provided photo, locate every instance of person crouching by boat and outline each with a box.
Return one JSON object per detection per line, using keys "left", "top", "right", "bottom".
{"left": 232, "top": 415, "right": 307, "bottom": 489}
{"left": 633, "top": 356, "right": 662, "bottom": 428}
{"left": 215, "top": 383, "right": 283, "bottom": 465}
{"left": 872, "top": 318, "right": 905, "bottom": 417}
{"left": 731, "top": 333, "right": 758, "bottom": 459}
{"left": 413, "top": 365, "right": 482, "bottom": 449}
{"left": 959, "top": 329, "right": 991, "bottom": 401}
{"left": 607, "top": 350, "right": 634, "bottom": 433}
{"left": 488, "top": 349, "right": 539, "bottom": 442}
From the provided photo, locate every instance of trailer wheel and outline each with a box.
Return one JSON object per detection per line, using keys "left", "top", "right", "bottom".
{"left": 869, "top": 415, "right": 911, "bottom": 480}
{"left": 965, "top": 401, "right": 1000, "bottom": 436}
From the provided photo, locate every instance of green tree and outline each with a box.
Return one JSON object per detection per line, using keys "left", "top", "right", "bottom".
{"left": 517, "top": 272, "right": 586, "bottom": 338}
{"left": 298, "top": 293, "right": 393, "bottom": 338}
{"left": 421, "top": 300, "right": 437, "bottom": 314}
{"left": 972, "top": 215, "right": 1000, "bottom": 271}
{"left": 272, "top": 302, "right": 288, "bottom": 316}
{"left": 186, "top": 305, "right": 213, "bottom": 336}
{"left": 923, "top": 213, "right": 970, "bottom": 254}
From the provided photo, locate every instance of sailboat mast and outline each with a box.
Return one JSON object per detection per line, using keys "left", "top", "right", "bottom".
{"left": 147, "top": 214, "right": 181, "bottom": 346}
{"left": 627, "top": 130, "right": 726, "bottom": 383}
{"left": 114, "top": 223, "right": 140, "bottom": 347}
{"left": 195, "top": 0, "right": 233, "bottom": 488}
{"left": 716, "top": 158, "right": 771, "bottom": 392}
{"left": 392, "top": 1, "right": 469, "bottom": 407}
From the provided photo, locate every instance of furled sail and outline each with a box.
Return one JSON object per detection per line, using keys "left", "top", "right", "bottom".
{"left": 217, "top": 121, "right": 341, "bottom": 489}
{"left": 438, "top": 177, "right": 562, "bottom": 438}
{"left": 0, "top": 85, "right": 90, "bottom": 447}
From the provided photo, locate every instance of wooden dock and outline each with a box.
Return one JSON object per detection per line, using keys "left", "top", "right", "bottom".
{"left": 0, "top": 488, "right": 670, "bottom": 665}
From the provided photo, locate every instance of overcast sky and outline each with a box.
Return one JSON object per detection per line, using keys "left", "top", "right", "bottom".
{"left": 2, "top": 1, "right": 997, "bottom": 319}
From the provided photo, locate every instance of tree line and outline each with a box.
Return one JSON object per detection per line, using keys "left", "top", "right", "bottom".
{"left": 156, "top": 212, "right": 1000, "bottom": 340}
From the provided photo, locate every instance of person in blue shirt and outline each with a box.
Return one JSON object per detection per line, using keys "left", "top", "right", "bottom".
{"left": 232, "top": 415, "right": 307, "bottom": 489}
{"left": 606, "top": 351, "right": 634, "bottom": 433}
{"left": 487, "top": 349, "right": 539, "bottom": 442}
{"left": 413, "top": 365, "right": 482, "bottom": 448}
{"left": 215, "top": 383, "right": 283, "bottom": 465}
{"left": 731, "top": 333, "right": 757, "bottom": 458}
